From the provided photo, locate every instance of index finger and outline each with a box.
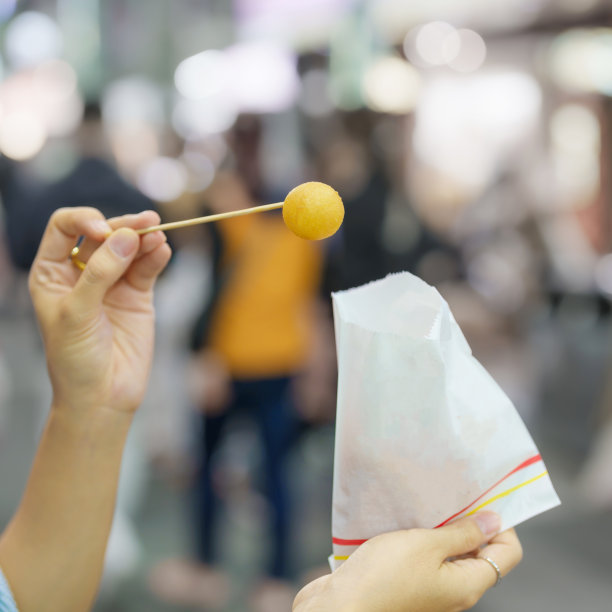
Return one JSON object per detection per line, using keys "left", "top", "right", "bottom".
{"left": 443, "top": 528, "right": 523, "bottom": 605}
{"left": 75, "top": 210, "right": 163, "bottom": 263}
{"left": 34, "top": 207, "right": 111, "bottom": 264}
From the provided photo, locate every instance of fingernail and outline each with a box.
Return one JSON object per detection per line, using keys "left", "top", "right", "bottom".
{"left": 90, "top": 219, "right": 112, "bottom": 237}
{"left": 108, "top": 229, "right": 138, "bottom": 258}
{"left": 474, "top": 512, "right": 501, "bottom": 537}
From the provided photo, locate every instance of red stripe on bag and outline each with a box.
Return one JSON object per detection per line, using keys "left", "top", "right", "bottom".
{"left": 332, "top": 536, "right": 368, "bottom": 546}
{"left": 331, "top": 453, "right": 542, "bottom": 546}
{"left": 434, "top": 454, "right": 542, "bottom": 528}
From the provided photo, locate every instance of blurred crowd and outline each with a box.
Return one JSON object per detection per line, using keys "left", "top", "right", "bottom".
{"left": 2, "top": 1, "right": 612, "bottom": 611}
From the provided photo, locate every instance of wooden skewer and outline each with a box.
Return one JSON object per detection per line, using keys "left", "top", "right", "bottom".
{"left": 136, "top": 201, "right": 284, "bottom": 235}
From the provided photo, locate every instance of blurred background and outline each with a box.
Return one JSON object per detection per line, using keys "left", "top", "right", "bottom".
{"left": 1, "top": 0, "right": 612, "bottom": 610}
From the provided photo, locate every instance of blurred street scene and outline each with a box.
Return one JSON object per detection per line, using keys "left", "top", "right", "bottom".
{"left": 2, "top": 0, "right": 612, "bottom": 610}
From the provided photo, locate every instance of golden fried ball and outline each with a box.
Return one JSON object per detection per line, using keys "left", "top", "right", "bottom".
{"left": 282, "top": 182, "right": 344, "bottom": 241}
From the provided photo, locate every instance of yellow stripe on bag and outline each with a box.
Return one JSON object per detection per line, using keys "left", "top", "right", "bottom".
{"left": 333, "top": 471, "right": 548, "bottom": 563}
{"left": 466, "top": 471, "right": 548, "bottom": 516}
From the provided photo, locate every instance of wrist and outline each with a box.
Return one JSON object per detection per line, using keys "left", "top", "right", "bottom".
{"left": 51, "top": 387, "right": 142, "bottom": 417}
{"left": 50, "top": 399, "right": 134, "bottom": 443}
{"left": 293, "top": 576, "right": 363, "bottom": 612}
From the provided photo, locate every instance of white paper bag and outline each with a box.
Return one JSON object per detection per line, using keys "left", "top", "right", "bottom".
{"left": 330, "top": 272, "right": 560, "bottom": 570}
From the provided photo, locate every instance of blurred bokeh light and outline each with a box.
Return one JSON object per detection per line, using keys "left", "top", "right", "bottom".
{"left": 4, "top": 10, "right": 62, "bottom": 69}
{"left": 1, "top": 2, "right": 612, "bottom": 612}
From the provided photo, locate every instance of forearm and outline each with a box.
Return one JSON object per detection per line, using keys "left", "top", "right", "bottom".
{"left": 0, "top": 404, "right": 132, "bottom": 612}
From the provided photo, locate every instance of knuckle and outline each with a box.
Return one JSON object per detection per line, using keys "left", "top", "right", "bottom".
{"left": 408, "top": 528, "right": 432, "bottom": 548}
{"left": 460, "top": 591, "right": 481, "bottom": 610}
{"left": 70, "top": 205, "right": 99, "bottom": 216}
{"left": 57, "top": 298, "right": 78, "bottom": 324}
{"left": 514, "top": 539, "right": 524, "bottom": 565}
{"left": 56, "top": 302, "right": 76, "bottom": 329}
{"left": 51, "top": 206, "right": 81, "bottom": 229}
{"left": 81, "top": 206, "right": 105, "bottom": 221}
{"left": 50, "top": 206, "right": 70, "bottom": 222}
{"left": 28, "top": 261, "right": 55, "bottom": 298}
{"left": 52, "top": 206, "right": 102, "bottom": 229}
{"left": 454, "top": 525, "right": 479, "bottom": 552}
{"left": 384, "top": 528, "right": 424, "bottom": 550}
{"left": 56, "top": 296, "right": 89, "bottom": 329}
{"left": 82, "top": 261, "right": 106, "bottom": 286}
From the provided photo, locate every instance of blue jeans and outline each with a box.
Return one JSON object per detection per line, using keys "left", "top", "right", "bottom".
{"left": 194, "top": 376, "right": 297, "bottom": 578}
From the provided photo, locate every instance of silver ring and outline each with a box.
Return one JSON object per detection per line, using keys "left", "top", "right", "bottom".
{"left": 482, "top": 556, "right": 502, "bottom": 586}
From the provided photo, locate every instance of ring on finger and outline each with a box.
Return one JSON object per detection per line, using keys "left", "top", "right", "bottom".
{"left": 70, "top": 246, "right": 87, "bottom": 271}
{"left": 482, "top": 556, "right": 502, "bottom": 586}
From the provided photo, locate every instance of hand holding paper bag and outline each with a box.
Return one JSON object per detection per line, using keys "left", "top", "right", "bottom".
{"left": 330, "top": 272, "right": 560, "bottom": 569}
{"left": 294, "top": 512, "right": 522, "bottom": 612}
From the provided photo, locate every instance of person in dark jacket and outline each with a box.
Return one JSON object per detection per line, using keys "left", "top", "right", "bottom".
{"left": 0, "top": 103, "right": 154, "bottom": 271}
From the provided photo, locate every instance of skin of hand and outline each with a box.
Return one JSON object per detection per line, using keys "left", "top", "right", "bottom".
{"left": 188, "top": 349, "right": 233, "bottom": 416}
{"left": 0, "top": 207, "right": 172, "bottom": 612}
{"left": 293, "top": 512, "right": 522, "bottom": 612}
{"left": 31, "top": 207, "right": 171, "bottom": 415}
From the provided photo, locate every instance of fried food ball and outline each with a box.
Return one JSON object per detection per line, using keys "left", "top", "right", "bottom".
{"left": 282, "top": 181, "right": 344, "bottom": 240}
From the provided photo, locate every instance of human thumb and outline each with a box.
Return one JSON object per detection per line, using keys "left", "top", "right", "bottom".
{"left": 438, "top": 512, "right": 501, "bottom": 558}
{"left": 72, "top": 228, "right": 139, "bottom": 311}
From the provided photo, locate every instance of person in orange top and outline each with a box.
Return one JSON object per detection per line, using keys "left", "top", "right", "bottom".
{"left": 184, "top": 169, "right": 324, "bottom": 610}
{"left": 207, "top": 190, "right": 322, "bottom": 379}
